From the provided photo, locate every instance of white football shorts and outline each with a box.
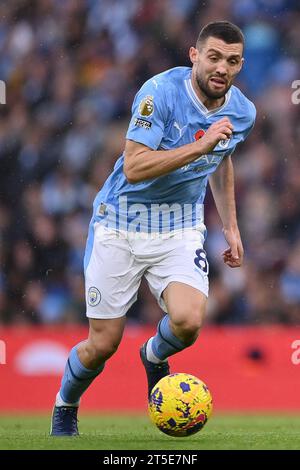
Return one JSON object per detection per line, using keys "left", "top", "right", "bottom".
{"left": 84, "top": 222, "right": 209, "bottom": 319}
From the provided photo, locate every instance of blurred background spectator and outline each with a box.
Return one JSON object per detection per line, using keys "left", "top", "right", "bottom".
{"left": 0, "top": 0, "right": 299, "bottom": 326}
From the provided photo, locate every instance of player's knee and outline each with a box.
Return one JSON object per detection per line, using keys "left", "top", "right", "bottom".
{"left": 174, "top": 321, "right": 202, "bottom": 344}
{"left": 87, "top": 337, "right": 121, "bottom": 362}
{"left": 170, "top": 306, "right": 204, "bottom": 344}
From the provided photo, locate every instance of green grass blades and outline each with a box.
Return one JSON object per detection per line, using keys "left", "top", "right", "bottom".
{"left": 0, "top": 413, "right": 300, "bottom": 450}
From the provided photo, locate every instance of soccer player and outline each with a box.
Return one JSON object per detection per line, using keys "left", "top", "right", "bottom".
{"left": 50, "top": 21, "right": 256, "bottom": 435}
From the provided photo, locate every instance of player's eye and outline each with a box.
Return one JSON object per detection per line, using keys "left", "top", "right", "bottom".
{"left": 209, "top": 56, "right": 218, "bottom": 62}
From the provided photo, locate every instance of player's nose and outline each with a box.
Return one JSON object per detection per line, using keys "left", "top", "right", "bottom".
{"left": 214, "top": 63, "right": 228, "bottom": 77}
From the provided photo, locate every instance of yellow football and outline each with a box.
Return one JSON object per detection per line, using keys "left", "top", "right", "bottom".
{"left": 148, "top": 373, "right": 213, "bottom": 437}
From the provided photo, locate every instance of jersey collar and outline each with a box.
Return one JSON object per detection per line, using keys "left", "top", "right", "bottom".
{"left": 184, "top": 77, "right": 231, "bottom": 118}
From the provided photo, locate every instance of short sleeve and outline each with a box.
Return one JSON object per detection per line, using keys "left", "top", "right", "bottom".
{"left": 240, "top": 102, "right": 256, "bottom": 143}
{"left": 230, "top": 102, "right": 256, "bottom": 156}
{"left": 126, "top": 79, "right": 168, "bottom": 150}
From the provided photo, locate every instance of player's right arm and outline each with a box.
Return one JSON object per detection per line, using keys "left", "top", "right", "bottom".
{"left": 124, "top": 118, "right": 233, "bottom": 183}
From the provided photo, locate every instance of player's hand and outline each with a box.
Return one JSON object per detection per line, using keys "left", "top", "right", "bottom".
{"left": 222, "top": 226, "right": 244, "bottom": 268}
{"left": 197, "top": 117, "right": 233, "bottom": 155}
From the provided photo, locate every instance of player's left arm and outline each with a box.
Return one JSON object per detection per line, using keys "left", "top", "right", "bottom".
{"left": 209, "top": 155, "right": 243, "bottom": 268}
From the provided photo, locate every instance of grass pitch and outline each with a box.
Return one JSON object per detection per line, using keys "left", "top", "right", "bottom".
{"left": 0, "top": 413, "right": 300, "bottom": 450}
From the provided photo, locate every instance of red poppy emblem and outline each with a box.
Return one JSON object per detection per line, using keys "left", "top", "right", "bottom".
{"left": 194, "top": 129, "right": 205, "bottom": 141}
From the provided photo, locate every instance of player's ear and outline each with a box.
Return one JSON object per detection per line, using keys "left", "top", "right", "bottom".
{"left": 189, "top": 46, "right": 199, "bottom": 64}
{"left": 238, "top": 57, "right": 245, "bottom": 73}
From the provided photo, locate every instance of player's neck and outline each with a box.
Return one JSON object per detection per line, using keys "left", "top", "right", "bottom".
{"left": 191, "top": 76, "right": 225, "bottom": 111}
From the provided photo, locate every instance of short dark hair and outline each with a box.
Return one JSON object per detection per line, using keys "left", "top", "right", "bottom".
{"left": 196, "top": 21, "right": 244, "bottom": 50}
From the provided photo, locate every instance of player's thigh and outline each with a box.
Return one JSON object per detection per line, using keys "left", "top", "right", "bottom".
{"left": 84, "top": 223, "right": 145, "bottom": 319}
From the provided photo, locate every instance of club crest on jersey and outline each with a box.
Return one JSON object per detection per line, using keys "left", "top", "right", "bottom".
{"left": 139, "top": 95, "right": 154, "bottom": 117}
{"left": 218, "top": 137, "right": 231, "bottom": 149}
{"left": 88, "top": 287, "right": 101, "bottom": 306}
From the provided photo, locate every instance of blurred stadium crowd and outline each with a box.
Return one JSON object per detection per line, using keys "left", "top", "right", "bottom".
{"left": 0, "top": 0, "right": 300, "bottom": 326}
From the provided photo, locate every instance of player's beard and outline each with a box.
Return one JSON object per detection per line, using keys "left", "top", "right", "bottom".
{"left": 195, "top": 70, "right": 230, "bottom": 100}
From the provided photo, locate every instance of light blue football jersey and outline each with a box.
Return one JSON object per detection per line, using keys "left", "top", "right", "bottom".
{"left": 92, "top": 67, "right": 256, "bottom": 232}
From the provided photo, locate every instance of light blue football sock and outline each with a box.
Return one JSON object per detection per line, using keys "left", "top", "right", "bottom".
{"left": 59, "top": 344, "right": 105, "bottom": 405}
{"left": 150, "top": 314, "right": 191, "bottom": 362}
